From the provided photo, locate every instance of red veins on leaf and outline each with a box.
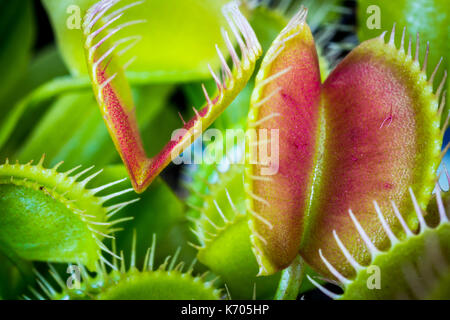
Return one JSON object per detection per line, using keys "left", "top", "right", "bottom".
{"left": 246, "top": 9, "right": 445, "bottom": 278}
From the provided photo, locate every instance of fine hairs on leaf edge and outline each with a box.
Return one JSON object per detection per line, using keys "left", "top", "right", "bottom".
{"left": 249, "top": 0, "right": 355, "bottom": 72}
{"left": 308, "top": 179, "right": 449, "bottom": 300}
{"left": 245, "top": 18, "right": 447, "bottom": 276}
{"left": 26, "top": 233, "right": 222, "bottom": 300}
{"left": 82, "top": 0, "right": 262, "bottom": 193}
{"left": 0, "top": 155, "right": 138, "bottom": 268}
{"left": 183, "top": 147, "right": 247, "bottom": 250}
{"left": 245, "top": 5, "right": 309, "bottom": 277}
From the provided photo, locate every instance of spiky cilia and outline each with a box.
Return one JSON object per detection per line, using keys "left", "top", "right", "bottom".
{"left": 308, "top": 182, "right": 449, "bottom": 300}
{"left": 28, "top": 235, "right": 221, "bottom": 300}
{"left": 246, "top": 7, "right": 447, "bottom": 278}
{"left": 83, "top": 0, "right": 262, "bottom": 193}
{"left": 0, "top": 156, "right": 136, "bottom": 270}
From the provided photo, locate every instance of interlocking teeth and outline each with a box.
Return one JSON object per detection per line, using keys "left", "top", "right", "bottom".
{"left": 381, "top": 24, "right": 448, "bottom": 106}
{"left": 312, "top": 185, "right": 449, "bottom": 298}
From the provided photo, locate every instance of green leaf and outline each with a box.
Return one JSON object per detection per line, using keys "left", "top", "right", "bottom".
{"left": 14, "top": 85, "right": 173, "bottom": 169}
{"left": 42, "top": 0, "right": 233, "bottom": 81}
{"left": 181, "top": 2, "right": 336, "bottom": 131}
{"left": 29, "top": 237, "right": 221, "bottom": 300}
{"left": 184, "top": 148, "right": 282, "bottom": 299}
{"left": 357, "top": 0, "right": 449, "bottom": 124}
{"left": 0, "top": 159, "right": 135, "bottom": 270}
{"left": 0, "top": 76, "right": 89, "bottom": 153}
{"left": 0, "top": 0, "right": 35, "bottom": 105}
{"left": 88, "top": 164, "right": 196, "bottom": 268}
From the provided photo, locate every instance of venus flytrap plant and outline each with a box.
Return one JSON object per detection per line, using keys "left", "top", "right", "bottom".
{"left": 308, "top": 184, "right": 449, "bottom": 300}
{"left": 183, "top": 144, "right": 282, "bottom": 299}
{"left": 181, "top": 1, "right": 370, "bottom": 299}
{"left": 28, "top": 235, "right": 221, "bottom": 300}
{"left": 0, "top": 0, "right": 346, "bottom": 159}
{"left": 43, "top": 0, "right": 237, "bottom": 81}
{"left": 0, "top": 156, "right": 136, "bottom": 270}
{"left": 16, "top": 85, "right": 175, "bottom": 169}
{"left": 186, "top": 0, "right": 350, "bottom": 132}
{"left": 183, "top": 135, "right": 335, "bottom": 299}
{"left": 88, "top": 164, "right": 197, "bottom": 269}
{"left": 245, "top": 7, "right": 447, "bottom": 279}
{"left": 183, "top": 144, "right": 323, "bottom": 299}
{"left": 357, "top": 0, "right": 449, "bottom": 124}
{"left": 82, "top": 0, "right": 262, "bottom": 193}
{"left": 0, "top": 0, "right": 448, "bottom": 301}
{"left": 0, "top": 1, "right": 254, "bottom": 156}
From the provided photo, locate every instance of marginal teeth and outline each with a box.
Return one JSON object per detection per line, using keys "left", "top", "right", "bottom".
{"left": 99, "top": 72, "right": 118, "bottom": 91}
{"left": 400, "top": 26, "right": 406, "bottom": 51}
{"left": 429, "top": 57, "right": 443, "bottom": 85}
{"left": 409, "top": 187, "right": 428, "bottom": 232}
{"left": 332, "top": 230, "right": 364, "bottom": 273}
{"left": 213, "top": 199, "right": 229, "bottom": 224}
{"left": 100, "top": 187, "right": 134, "bottom": 203}
{"left": 319, "top": 249, "right": 351, "bottom": 286}
{"left": 79, "top": 169, "right": 104, "bottom": 188}
{"left": 208, "top": 64, "right": 223, "bottom": 91}
{"left": 222, "top": 3, "right": 248, "bottom": 60}
{"left": 116, "top": 34, "right": 144, "bottom": 56}
{"left": 73, "top": 165, "right": 96, "bottom": 180}
{"left": 435, "top": 186, "right": 449, "bottom": 224}
{"left": 414, "top": 32, "right": 420, "bottom": 63}
{"left": 86, "top": 12, "right": 123, "bottom": 46}
{"left": 436, "top": 71, "right": 447, "bottom": 98}
{"left": 373, "top": 200, "right": 399, "bottom": 246}
{"left": 83, "top": 0, "right": 146, "bottom": 101}
{"left": 421, "top": 41, "right": 429, "bottom": 73}
{"left": 93, "top": 42, "right": 121, "bottom": 72}
{"left": 84, "top": 0, "right": 121, "bottom": 34}
{"left": 103, "top": 0, "right": 145, "bottom": 22}
{"left": 123, "top": 56, "right": 137, "bottom": 70}
{"left": 391, "top": 200, "right": 414, "bottom": 237}
{"left": 306, "top": 275, "right": 341, "bottom": 300}
{"left": 90, "top": 177, "right": 127, "bottom": 195}
{"left": 89, "top": 25, "right": 122, "bottom": 60}
{"left": 348, "top": 209, "right": 380, "bottom": 259}
{"left": 407, "top": 34, "right": 412, "bottom": 58}
{"left": 202, "top": 84, "right": 212, "bottom": 106}
{"left": 221, "top": 1, "right": 262, "bottom": 65}
{"left": 282, "top": 6, "right": 308, "bottom": 38}
{"left": 216, "top": 44, "right": 232, "bottom": 79}
{"left": 221, "top": 28, "right": 240, "bottom": 69}
{"left": 388, "top": 23, "right": 396, "bottom": 46}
